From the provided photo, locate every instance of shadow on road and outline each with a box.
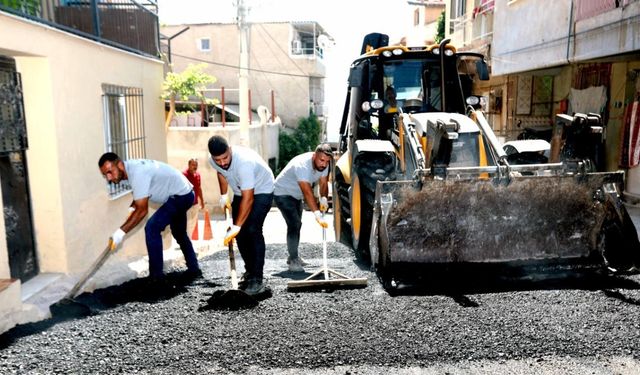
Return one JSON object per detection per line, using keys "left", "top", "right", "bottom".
{"left": 0, "top": 270, "right": 209, "bottom": 349}
{"left": 382, "top": 267, "right": 640, "bottom": 306}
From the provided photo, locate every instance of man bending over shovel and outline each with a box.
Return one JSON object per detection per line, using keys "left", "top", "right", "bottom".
{"left": 208, "top": 135, "right": 274, "bottom": 296}
{"left": 98, "top": 152, "right": 202, "bottom": 285}
{"left": 274, "top": 143, "right": 331, "bottom": 272}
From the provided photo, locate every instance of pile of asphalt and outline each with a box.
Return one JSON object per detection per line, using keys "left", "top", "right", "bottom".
{"left": 1, "top": 241, "right": 640, "bottom": 374}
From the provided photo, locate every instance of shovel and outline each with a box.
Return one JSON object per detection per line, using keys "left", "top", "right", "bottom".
{"left": 49, "top": 241, "right": 114, "bottom": 318}
{"left": 199, "top": 207, "right": 258, "bottom": 311}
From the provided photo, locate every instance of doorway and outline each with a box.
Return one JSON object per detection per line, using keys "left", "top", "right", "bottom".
{"left": 0, "top": 56, "right": 38, "bottom": 282}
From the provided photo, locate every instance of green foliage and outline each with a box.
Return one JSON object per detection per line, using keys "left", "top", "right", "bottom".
{"left": 1, "top": 0, "right": 40, "bottom": 16}
{"left": 161, "top": 63, "right": 216, "bottom": 102}
{"left": 276, "top": 114, "right": 322, "bottom": 174}
{"left": 435, "top": 10, "right": 445, "bottom": 44}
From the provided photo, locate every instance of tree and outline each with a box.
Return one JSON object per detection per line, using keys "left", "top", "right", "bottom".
{"left": 435, "top": 10, "right": 445, "bottom": 44}
{"left": 276, "top": 114, "right": 322, "bottom": 174}
{"left": 161, "top": 64, "right": 216, "bottom": 128}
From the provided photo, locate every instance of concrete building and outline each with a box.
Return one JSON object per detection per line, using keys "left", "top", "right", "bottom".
{"left": 446, "top": 0, "right": 640, "bottom": 189}
{"left": 406, "top": 0, "right": 446, "bottom": 45}
{"left": 0, "top": 2, "right": 168, "bottom": 333}
{"left": 446, "top": 0, "right": 505, "bottom": 131}
{"left": 160, "top": 21, "right": 330, "bottom": 128}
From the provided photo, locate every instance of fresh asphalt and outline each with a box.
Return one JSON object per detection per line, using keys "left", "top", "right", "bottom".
{"left": 1, "top": 208, "right": 640, "bottom": 374}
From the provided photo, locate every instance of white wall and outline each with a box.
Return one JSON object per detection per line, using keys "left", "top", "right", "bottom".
{"left": 492, "top": 0, "right": 640, "bottom": 76}
{"left": 492, "top": 0, "right": 572, "bottom": 76}
{"left": 573, "top": 1, "right": 640, "bottom": 62}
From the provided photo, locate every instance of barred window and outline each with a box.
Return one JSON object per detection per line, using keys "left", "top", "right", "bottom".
{"left": 102, "top": 84, "right": 146, "bottom": 198}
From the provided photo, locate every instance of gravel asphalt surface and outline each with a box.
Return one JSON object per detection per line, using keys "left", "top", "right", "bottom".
{"left": 1, "top": 210, "right": 640, "bottom": 374}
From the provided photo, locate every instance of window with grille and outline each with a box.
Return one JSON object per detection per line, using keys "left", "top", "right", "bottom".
{"left": 102, "top": 84, "right": 146, "bottom": 198}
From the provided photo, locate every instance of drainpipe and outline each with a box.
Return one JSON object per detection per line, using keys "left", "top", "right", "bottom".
{"left": 566, "top": 0, "right": 574, "bottom": 64}
{"left": 90, "top": 0, "right": 101, "bottom": 38}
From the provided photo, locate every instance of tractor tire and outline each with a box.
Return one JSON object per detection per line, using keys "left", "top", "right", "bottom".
{"left": 598, "top": 219, "right": 637, "bottom": 273}
{"left": 350, "top": 172, "right": 374, "bottom": 260}
{"left": 333, "top": 177, "right": 352, "bottom": 246}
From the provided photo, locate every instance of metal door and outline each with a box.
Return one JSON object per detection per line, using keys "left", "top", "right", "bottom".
{"left": 0, "top": 56, "right": 38, "bottom": 281}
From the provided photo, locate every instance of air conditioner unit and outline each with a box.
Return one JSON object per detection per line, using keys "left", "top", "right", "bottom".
{"left": 292, "top": 40, "right": 302, "bottom": 54}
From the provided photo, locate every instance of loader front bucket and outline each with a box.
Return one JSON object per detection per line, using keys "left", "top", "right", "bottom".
{"left": 371, "top": 171, "right": 640, "bottom": 276}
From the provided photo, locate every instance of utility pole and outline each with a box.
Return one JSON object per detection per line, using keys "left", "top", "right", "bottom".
{"left": 236, "top": 0, "right": 250, "bottom": 146}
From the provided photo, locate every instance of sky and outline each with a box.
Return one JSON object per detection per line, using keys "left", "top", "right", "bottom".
{"left": 156, "top": 0, "right": 413, "bottom": 138}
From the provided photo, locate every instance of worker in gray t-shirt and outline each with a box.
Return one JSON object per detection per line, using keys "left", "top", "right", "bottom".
{"left": 274, "top": 143, "right": 332, "bottom": 272}
{"left": 208, "top": 135, "right": 274, "bottom": 296}
{"left": 98, "top": 152, "right": 201, "bottom": 286}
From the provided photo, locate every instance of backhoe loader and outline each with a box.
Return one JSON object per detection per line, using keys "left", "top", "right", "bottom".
{"left": 332, "top": 33, "right": 640, "bottom": 289}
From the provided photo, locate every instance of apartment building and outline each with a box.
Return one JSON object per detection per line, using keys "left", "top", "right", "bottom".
{"left": 406, "top": 0, "right": 446, "bottom": 45}
{"left": 446, "top": 0, "right": 640, "bottom": 179}
{"left": 161, "top": 21, "right": 330, "bottom": 128}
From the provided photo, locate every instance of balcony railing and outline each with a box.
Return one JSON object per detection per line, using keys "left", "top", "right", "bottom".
{"left": 451, "top": 4, "right": 494, "bottom": 48}
{"left": 575, "top": 0, "right": 637, "bottom": 21}
{"left": 291, "top": 45, "right": 325, "bottom": 59}
{"left": 0, "top": 0, "right": 159, "bottom": 57}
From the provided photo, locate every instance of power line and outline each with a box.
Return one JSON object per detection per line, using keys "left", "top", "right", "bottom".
{"left": 257, "top": 23, "right": 308, "bottom": 77}
{"left": 170, "top": 52, "right": 313, "bottom": 78}
{"left": 253, "top": 24, "right": 309, "bottom": 97}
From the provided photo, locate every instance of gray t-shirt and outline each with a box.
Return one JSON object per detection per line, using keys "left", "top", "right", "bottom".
{"left": 124, "top": 159, "right": 193, "bottom": 204}
{"left": 209, "top": 146, "right": 274, "bottom": 195}
{"left": 274, "top": 152, "right": 328, "bottom": 199}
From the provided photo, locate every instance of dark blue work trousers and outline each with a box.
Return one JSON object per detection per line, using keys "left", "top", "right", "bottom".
{"left": 145, "top": 191, "right": 199, "bottom": 278}
{"left": 232, "top": 193, "right": 273, "bottom": 281}
{"left": 274, "top": 195, "right": 303, "bottom": 259}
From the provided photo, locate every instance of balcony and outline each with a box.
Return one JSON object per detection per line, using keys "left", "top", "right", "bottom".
{"left": 290, "top": 22, "right": 329, "bottom": 59}
{"left": 451, "top": 0, "right": 494, "bottom": 50}
{"left": 0, "top": 0, "right": 159, "bottom": 57}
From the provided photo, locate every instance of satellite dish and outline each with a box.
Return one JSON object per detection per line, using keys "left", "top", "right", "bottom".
{"left": 317, "top": 34, "right": 332, "bottom": 49}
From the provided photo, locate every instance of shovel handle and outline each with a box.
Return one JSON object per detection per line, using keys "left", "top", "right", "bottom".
{"left": 228, "top": 240, "right": 238, "bottom": 289}
{"left": 226, "top": 207, "right": 239, "bottom": 289}
{"left": 63, "top": 243, "right": 113, "bottom": 300}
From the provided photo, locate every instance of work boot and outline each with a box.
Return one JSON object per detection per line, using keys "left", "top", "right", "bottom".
{"left": 238, "top": 272, "right": 250, "bottom": 290}
{"left": 145, "top": 276, "right": 177, "bottom": 297}
{"left": 181, "top": 268, "right": 203, "bottom": 283}
{"left": 244, "top": 278, "right": 267, "bottom": 295}
{"left": 298, "top": 257, "right": 310, "bottom": 266}
{"left": 287, "top": 257, "right": 304, "bottom": 272}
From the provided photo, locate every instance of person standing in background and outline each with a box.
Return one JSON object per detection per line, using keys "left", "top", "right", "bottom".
{"left": 183, "top": 158, "right": 205, "bottom": 236}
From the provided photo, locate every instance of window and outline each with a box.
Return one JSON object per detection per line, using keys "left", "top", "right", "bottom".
{"left": 198, "top": 38, "right": 211, "bottom": 52}
{"left": 102, "top": 84, "right": 146, "bottom": 198}
{"left": 452, "top": 0, "right": 466, "bottom": 18}
{"left": 292, "top": 39, "right": 302, "bottom": 55}
{"left": 414, "top": 8, "right": 420, "bottom": 26}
